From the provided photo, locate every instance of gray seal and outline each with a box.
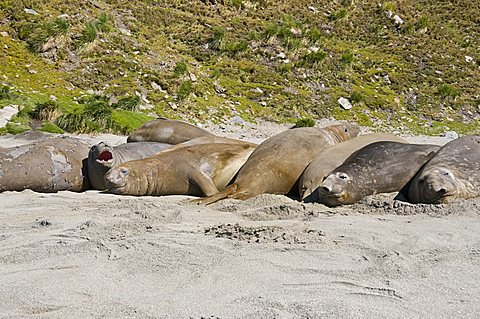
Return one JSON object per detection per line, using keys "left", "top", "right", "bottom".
{"left": 316, "top": 141, "right": 440, "bottom": 206}
{"left": 408, "top": 135, "right": 480, "bottom": 204}
{"left": 299, "top": 133, "right": 407, "bottom": 201}
{"left": 0, "top": 137, "right": 90, "bottom": 192}
{"left": 127, "top": 118, "right": 215, "bottom": 144}
{"left": 87, "top": 141, "right": 173, "bottom": 190}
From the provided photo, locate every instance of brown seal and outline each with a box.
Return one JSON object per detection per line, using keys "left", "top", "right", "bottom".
{"left": 87, "top": 141, "right": 173, "bottom": 190}
{"left": 316, "top": 141, "right": 440, "bottom": 206}
{"left": 178, "top": 135, "right": 256, "bottom": 147}
{"left": 104, "top": 143, "right": 256, "bottom": 196}
{"left": 408, "top": 135, "right": 480, "bottom": 204}
{"left": 127, "top": 118, "right": 215, "bottom": 144}
{"left": 299, "top": 133, "right": 407, "bottom": 201}
{"left": 0, "top": 137, "right": 90, "bottom": 192}
{"left": 195, "top": 123, "right": 361, "bottom": 204}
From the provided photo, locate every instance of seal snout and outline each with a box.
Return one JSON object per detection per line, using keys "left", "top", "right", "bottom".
{"left": 318, "top": 172, "right": 349, "bottom": 199}
{"left": 321, "top": 185, "right": 332, "bottom": 193}
{"left": 104, "top": 167, "right": 129, "bottom": 191}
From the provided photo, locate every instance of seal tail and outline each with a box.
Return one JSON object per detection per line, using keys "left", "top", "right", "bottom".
{"left": 194, "top": 184, "right": 239, "bottom": 205}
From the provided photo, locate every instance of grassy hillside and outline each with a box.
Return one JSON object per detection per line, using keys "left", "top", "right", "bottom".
{"left": 1, "top": 0, "right": 479, "bottom": 135}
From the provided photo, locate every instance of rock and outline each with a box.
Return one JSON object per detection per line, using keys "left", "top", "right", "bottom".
{"left": 49, "top": 95, "right": 57, "bottom": 101}
{"left": 150, "top": 81, "right": 166, "bottom": 92}
{"left": 251, "top": 87, "right": 264, "bottom": 94}
{"left": 229, "top": 116, "right": 246, "bottom": 126}
{"left": 337, "top": 97, "right": 352, "bottom": 110}
{"left": 24, "top": 8, "right": 38, "bottom": 15}
{"left": 393, "top": 15, "right": 404, "bottom": 25}
{"left": 189, "top": 72, "right": 197, "bottom": 82}
{"left": 277, "top": 52, "right": 286, "bottom": 59}
{"left": 290, "top": 28, "right": 302, "bottom": 37}
{"left": 0, "top": 32, "right": 8, "bottom": 37}
{"left": 0, "top": 105, "right": 19, "bottom": 128}
{"left": 308, "top": 6, "right": 318, "bottom": 14}
{"left": 443, "top": 131, "right": 459, "bottom": 139}
{"left": 309, "top": 47, "right": 319, "bottom": 53}
{"left": 119, "top": 28, "right": 132, "bottom": 36}
{"left": 465, "top": 56, "right": 474, "bottom": 63}
{"left": 214, "top": 81, "right": 226, "bottom": 94}
{"left": 260, "top": 101, "right": 267, "bottom": 106}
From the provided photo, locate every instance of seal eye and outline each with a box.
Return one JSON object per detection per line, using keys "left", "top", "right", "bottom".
{"left": 120, "top": 168, "right": 129, "bottom": 175}
{"left": 344, "top": 128, "right": 348, "bottom": 132}
{"left": 339, "top": 173, "right": 348, "bottom": 180}
{"left": 443, "top": 171, "right": 449, "bottom": 176}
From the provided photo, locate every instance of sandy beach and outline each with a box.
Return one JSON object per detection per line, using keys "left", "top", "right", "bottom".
{"left": 1, "top": 122, "right": 479, "bottom": 318}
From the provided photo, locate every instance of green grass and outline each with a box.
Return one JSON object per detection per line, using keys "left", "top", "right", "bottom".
{"left": 0, "top": 0, "right": 478, "bottom": 135}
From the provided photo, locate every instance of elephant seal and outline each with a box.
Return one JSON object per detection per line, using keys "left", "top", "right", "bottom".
{"left": 195, "top": 123, "right": 361, "bottom": 205}
{"left": 300, "top": 133, "right": 407, "bottom": 201}
{"left": 104, "top": 143, "right": 256, "bottom": 196}
{"left": 316, "top": 141, "right": 440, "bottom": 206}
{"left": 127, "top": 118, "right": 215, "bottom": 144}
{"left": 87, "top": 141, "right": 173, "bottom": 190}
{"left": 0, "top": 137, "right": 90, "bottom": 192}
{"left": 179, "top": 136, "right": 256, "bottom": 147}
{"left": 408, "top": 135, "right": 480, "bottom": 204}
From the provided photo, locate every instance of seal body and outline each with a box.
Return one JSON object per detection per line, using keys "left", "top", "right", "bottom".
{"left": 0, "top": 137, "right": 90, "bottom": 192}
{"left": 196, "top": 123, "right": 360, "bottom": 204}
{"left": 316, "top": 141, "right": 440, "bottom": 206}
{"left": 299, "top": 133, "right": 407, "bottom": 201}
{"left": 408, "top": 135, "right": 480, "bottom": 204}
{"left": 87, "top": 142, "right": 173, "bottom": 190}
{"left": 104, "top": 143, "right": 256, "bottom": 196}
{"left": 179, "top": 136, "right": 256, "bottom": 147}
{"left": 127, "top": 118, "right": 214, "bottom": 144}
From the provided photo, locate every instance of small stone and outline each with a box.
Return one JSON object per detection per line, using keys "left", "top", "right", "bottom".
{"left": 251, "top": 87, "right": 264, "bottom": 94}
{"left": 277, "top": 52, "right": 286, "bottom": 59}
{"left": 24, "top": 8, "right": 38, "bottom": 15}
{"left": 229, "top": 116, "right": 246, "bottom": 126}
{"left": 260, "top": 101, "right": 267, "bottom": 106}
{"left": 49, "top": 95, "right": 57, "bottom": 101}
{"left": 28, "top": 69, "right": 37, "bottom": 74}
{"left": 393, "top": 15, "right": 404, "bottom": 25}
{"left": 308, "top": 6, "right": 318, "bottom": 13}
{"left": 290, "top": 27, "right": 302, "bottom": 37}
{"left": 465, "top": 56, "right": 474, "bottom": 63}
{"left": 443, "top": 131, "right": 459, "bottom": 139}
{"left": 309, "top": 46, "right": 319, "bottom": 53}
{"left": 338, "top": 97, "right": 352, "bottom": 110}
{"left": 0, "top": 31, "right": 8, "bottom": 37}
{"left": 189, "top": 72, "right": 197, "bottom": 82}
{"left": 168, "top": 102, "right": 177, "bottom": 110}
{"left": 119, "top": 28, "right": 131, "bottom": 36}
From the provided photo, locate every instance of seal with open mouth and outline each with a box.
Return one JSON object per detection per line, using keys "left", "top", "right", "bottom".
{"left": 408, "top": 135, "right": 480, "bottom": 204}
{"left": 87, "top": 141, "right": 172, "bottom": 190}
{"left": 316, "top": 141, "right": 440, "bottom": 206}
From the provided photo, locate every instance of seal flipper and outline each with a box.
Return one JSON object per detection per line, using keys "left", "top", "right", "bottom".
{"left": 188, "top": 170, "right": 219, "bottom": 197}
{"left": 192, "top": 184, "right": 239, "bottom": 205}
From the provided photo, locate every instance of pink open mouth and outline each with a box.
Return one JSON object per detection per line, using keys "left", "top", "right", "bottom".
{"left": 96, "top": 150, "right": 113, "bottom": 164}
